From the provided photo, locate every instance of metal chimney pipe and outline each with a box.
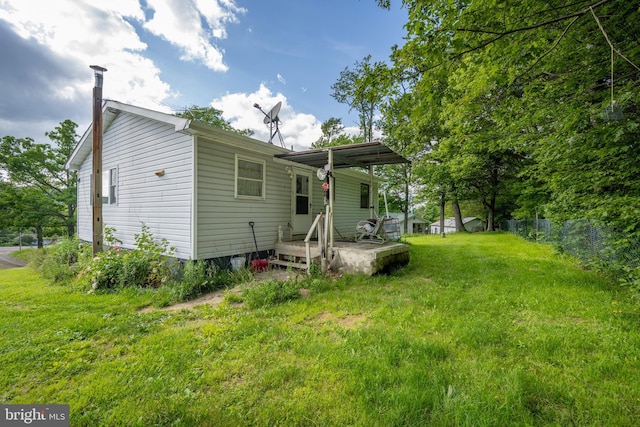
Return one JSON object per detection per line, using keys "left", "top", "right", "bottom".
{"left": 90, "top": 65, "right": 107, "bottom": 255}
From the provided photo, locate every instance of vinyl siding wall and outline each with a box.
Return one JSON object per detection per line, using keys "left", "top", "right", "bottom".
{"left": 330, "top": 172, "right": 378, "bottom": 239}
{"left": 76, "top": 112, "right": 193, "bottom": 258}
{"left": 195, "top": 141, "right": 376, "bottom": 258}
{"left": 196, "top": 136, "right": 292, "bottom": 259}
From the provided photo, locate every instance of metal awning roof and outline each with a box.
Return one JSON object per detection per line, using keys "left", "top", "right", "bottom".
{"left": 274, "top": 142, "right": 409, "bottom": 169}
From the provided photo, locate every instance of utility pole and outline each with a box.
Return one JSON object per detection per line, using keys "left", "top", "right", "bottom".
{"left": 90, "top": 65, "right": 107, "bottom": 255}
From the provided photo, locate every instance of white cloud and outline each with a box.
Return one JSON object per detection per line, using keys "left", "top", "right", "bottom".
{"left": 0, "top": 0, "right": 174, "bottom": 117}
{"left": 210, "top": 83, "right": 322, "bottom": 151}
{"left": 143, "top": 0, "right": 245, "bottom": 72}
{"left": 277, "top": 73, "right": 286, "bottom": 84}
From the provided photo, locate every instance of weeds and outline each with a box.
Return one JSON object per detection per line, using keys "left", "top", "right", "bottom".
{"left": 172, "top": 260, "right": 238, "bottom": 301}
{"left": 26, "top": 224, "right": 261, "bottom": 305}
{"left": 34, "top": 237, "right": 91, "bottom": 282}
{"left": 82, "top": 225, "right": 179, "bottom": 291}
{"left": 242, "top": 278, "right": 302, "bottom": 308}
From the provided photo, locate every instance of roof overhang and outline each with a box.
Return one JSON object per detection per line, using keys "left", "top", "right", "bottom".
{"left": 65, "top": 100, "right": 192, "bottom": 171}
{"left": 273, "top": 142, "right": 409, "bottom": 169}
{"left": 65, "top": 100, "right": 291, "bottom": 171}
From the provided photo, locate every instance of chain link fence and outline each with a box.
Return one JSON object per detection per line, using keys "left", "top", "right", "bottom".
{"left": 503, "top": 219, "right": 640, "bottom": 273}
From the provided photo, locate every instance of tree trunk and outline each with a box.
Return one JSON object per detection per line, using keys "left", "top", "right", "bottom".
{"left": 36, "top": 225, "right": 44, "bottom": 248}
{"left": 67, "top": 203, "right": 75, "bottom": 236}
{"left": 439, "top": 191, "right": 446, "bottom": 238}
{"left": 452, "top": 197, "right": 464, "bottom": 232}
{"left": 486, "top": 192, "right": 496, "bottom": 231}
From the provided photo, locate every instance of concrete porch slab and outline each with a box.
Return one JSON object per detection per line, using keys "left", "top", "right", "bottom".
{"left": 272, "top": 240, "right": 410, "bottom": 276}
{"left": 331, "top": 241, "right": 410, "bottom": 275}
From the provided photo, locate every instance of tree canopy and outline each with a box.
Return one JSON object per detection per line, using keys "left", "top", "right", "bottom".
{"left": 176, "top": 106, "right": 254, "bottom": 137}
{"left": 372, "top": 0, "right": 639, "bottom": 234}
{"left": 0, "top": 119, "right": 79, "bottom": 245}
{"left": 311, "top": 117, "right": 364, "bottom": 148}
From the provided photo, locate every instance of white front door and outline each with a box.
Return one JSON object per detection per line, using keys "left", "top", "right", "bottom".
{"left": 291, "top": 171, "right": 313, "bottom": 234}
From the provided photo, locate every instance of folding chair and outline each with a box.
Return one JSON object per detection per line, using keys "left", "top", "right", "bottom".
{"left": 355, "top": 217, "right": 387, "bottom": 244}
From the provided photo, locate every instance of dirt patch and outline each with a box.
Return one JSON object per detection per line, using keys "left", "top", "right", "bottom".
{"left": 314, "top": 311, "right": 367, "bottom": 329}
{"left": 138, "top": 268, "right": 306, "bottom": 313}
{"left": 140, "top": 289, "right": 235, "bottom": 313}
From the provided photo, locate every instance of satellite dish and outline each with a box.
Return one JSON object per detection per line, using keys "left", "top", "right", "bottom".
{"left": 316, "top": 168, "right": 327, "bottom": 180}
{"left": 253, "top": 101, "right": 285, "bottom": 148}
{"left": 263, "top": 101, "right": 281, "bottom": 124}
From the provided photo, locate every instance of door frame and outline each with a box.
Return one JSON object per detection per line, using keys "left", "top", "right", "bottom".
{"left": 291, "top": 169, "right": 313, "bottom": 235}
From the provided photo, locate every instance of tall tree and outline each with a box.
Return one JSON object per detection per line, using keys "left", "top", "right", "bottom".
{"left": 311, "top": 117, "right": 364, "bottom": 148}
{"left": 0, "top": 182, "right": 59, "bottom": 247}
{"left": 176, "top": 106, "right": 254, "bottom": 137}
{"left": 0, "top": 119, "right": 79, "bottom": 236}
{"left": 331, "top": 55, "right": 390, "bottom": 142}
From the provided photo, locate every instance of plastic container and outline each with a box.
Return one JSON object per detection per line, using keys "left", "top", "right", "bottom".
{"left": 230, "top": 256, "right": 246, "bottom": 271}
{"left": 383, "top": 218, "right": 401, "bottom": 241}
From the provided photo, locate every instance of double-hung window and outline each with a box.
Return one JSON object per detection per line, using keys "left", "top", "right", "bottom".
{"left": 235, "top": 156, "right": 265, "bottom": 199}
{"left": 102, "top": 167, "right": 118, "bottom": 204}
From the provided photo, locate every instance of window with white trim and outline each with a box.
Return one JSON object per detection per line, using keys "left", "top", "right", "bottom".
{"left": 235, "top": 156, "right": 265, "bottom": 199}
{"left": 102, "top": 167, "right": 118, "bottom": 204}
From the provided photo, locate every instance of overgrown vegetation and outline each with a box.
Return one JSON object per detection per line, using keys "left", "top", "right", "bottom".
{"left": 2, "top": 233, "right": 639, "bottom": 426}
{"left": 241, "top": 275, "right": 339, "bottom": 308}
{"left": 27, "top": 224, "right": 248, "bottom": 305}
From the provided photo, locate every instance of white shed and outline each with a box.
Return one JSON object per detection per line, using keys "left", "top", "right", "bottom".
{"left": 387, "top": 213, "right": 430, "bottom": 234}
{"left": 430, "top": 217, "right": 485, "bottom": 234}
{"left": 66, "top": 101, "right": 388, "bottom": 262}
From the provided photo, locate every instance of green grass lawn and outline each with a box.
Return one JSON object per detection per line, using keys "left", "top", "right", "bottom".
{"left": 1, "top": 233, "right": 639, "bottom": 426}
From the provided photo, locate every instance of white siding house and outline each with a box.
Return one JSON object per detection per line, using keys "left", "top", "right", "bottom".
{"left": 387, "top": 213, "right": 431, "bottom": 234}
{"left": 66, "top": 101, "right": 379, "bottom": 261}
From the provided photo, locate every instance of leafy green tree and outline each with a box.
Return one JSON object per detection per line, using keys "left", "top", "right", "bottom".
{"left": 331, "top": 55, "right": 390, "bottom": 142}
{"left": 176, "top": 106, "right": 254, "bottom": 137}
{"left": 0, "top": 181, "right": 59, "bottom": 247}
{"left": 375, "top": 0, "right": 640, "bottom": 235}
{"left": 311, "top": 117, "right": 364, "bottom": 148}
{"left": 0, "top": 119, "right": 79, "bottom": 236}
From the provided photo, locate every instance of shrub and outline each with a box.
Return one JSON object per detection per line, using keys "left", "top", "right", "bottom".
{"left": 173, "top": 260, "right": 215, "bottom": 301}
{"left": 37, "top": 237, "right": 90, "bottom": 283}
{"left": 171, "top": 260, "right": 255, "bottom": 302}
{"left": 84, "top": 224, "right": 179, "bottom": 292}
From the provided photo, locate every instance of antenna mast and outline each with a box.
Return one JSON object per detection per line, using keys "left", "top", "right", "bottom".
{"left": 253, "top": 101, "right": 285, "bottom": 148}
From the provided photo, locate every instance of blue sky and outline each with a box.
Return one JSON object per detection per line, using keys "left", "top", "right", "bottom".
{"left": 0, "top": 0, "right": 406, "bottom": 150}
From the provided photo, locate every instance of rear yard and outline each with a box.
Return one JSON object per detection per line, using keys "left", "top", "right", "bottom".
{"left": 1, "top": 233, "right": 639, "bottom": 425}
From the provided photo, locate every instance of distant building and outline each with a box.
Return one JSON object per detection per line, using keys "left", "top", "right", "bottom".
{"left": 387, "top": 213, "right": 430, "bottom": 234}
{"left": 430, "top": 217, "right": 485, "bottom": 234}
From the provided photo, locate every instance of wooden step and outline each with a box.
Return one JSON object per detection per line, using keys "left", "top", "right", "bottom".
{"left": 274, "top": 246, "right": 321, "bottom": 258}
{"left": 269, "top": 259, "right": 310, "bottom": 270}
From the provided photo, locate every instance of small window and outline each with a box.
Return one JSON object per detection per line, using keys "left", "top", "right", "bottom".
{"left": 102, "top": 167, "right": 118, "bottom": 204}
{"left": 360, "top": 183, "right": 370, "bottom": 209}
{"left": 236, "top": 156, "right": 265, "bottom": 199}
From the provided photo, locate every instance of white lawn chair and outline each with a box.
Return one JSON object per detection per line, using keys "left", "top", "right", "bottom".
{"left": 355, "top": 217, "right": 387, "bottom": 244}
